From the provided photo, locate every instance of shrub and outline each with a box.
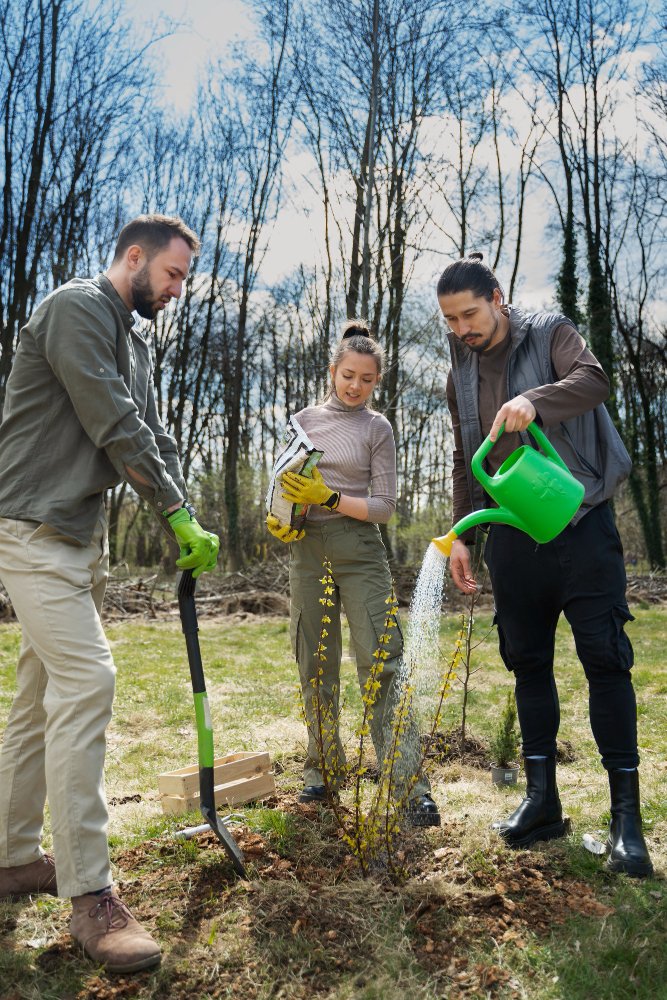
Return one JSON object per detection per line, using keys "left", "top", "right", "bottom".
{"left": 489, "top": 691, "right": 521, "bottom": 767}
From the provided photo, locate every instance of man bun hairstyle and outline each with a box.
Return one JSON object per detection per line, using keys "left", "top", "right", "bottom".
{"left": 436, "top": 251, "right": 504, "bottom": 302}
{"left": 113, "top": 214, "right": 201, "bottom": 262}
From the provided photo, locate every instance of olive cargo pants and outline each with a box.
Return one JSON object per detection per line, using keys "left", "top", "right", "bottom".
{"left": 289, "top": 517, "right": 428, "bottom": 796}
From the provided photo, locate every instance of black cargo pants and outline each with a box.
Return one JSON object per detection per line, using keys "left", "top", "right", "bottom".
{"left": 484, "top": 502, "right": 638, "bottom": 770}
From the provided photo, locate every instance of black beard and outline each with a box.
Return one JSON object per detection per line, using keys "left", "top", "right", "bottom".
{"left": 130, "top": 266, "right": 158, "bottom": 320}
{"left": 462, "top": 314, "right": 500, "bottom": 353}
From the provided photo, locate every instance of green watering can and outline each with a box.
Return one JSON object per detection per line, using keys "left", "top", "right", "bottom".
{"left": 433, "top": 422, "right": 585, "bottom": 557}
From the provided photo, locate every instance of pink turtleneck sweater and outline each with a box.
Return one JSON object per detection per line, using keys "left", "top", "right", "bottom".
{"left": 292, "top": 394, "right": 397, "bottom": 524}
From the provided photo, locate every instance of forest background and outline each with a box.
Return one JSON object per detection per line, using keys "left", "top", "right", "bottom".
{"left": 1, "top": 0, "right": 666, "bottom": 574}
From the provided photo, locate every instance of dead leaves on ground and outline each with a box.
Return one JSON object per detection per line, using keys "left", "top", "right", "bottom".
{"left": 91, "top": 805, "right": 621, "bottom": 999}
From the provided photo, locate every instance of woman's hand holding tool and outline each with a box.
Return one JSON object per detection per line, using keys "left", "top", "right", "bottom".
{"left": 281, "top": 468, "right": 340, "bottom": 510}
{"left": 266, "top": 513, "right": 305, "bottom": 543}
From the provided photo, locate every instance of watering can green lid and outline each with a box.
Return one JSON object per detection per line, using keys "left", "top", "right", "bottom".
{"left": 433, "top": 422, "right": 585, "bottom": 554}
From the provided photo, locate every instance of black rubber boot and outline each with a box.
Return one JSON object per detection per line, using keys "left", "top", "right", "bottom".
{"left": 298, "top": 784, "right": 326, "bottom": 803}
{"left": 298, "top": 785, "right": 340, "bottom": 804}
{"left": 492, "top": 756, "right": 569, "bottom": 848}
{"left": 408, "top": 793, "right": 441, "bottom": 827}
{"left": 605, "top": 769, "right": 654, "bottom": 878}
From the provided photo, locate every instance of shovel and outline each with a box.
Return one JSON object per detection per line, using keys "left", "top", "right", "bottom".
{"left": 178, "top": 569, "right": 247, "bottom": 878}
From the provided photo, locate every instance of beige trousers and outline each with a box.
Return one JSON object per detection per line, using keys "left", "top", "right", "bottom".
{"left": 0, "top": 516, "right": 114, "bottom": 897}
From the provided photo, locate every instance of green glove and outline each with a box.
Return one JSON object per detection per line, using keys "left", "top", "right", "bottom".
{"left": 266, "top": 513, "right": 305, "bottom": 543}
{"left": 166, "top": 506, "right": 220, "bottom": 578}
{"left": 281, "top": 467, "right": 340, "bottom": 509}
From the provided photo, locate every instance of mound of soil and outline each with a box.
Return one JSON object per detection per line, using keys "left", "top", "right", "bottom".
{"left": 422, "top": 727, "right": 491, "bottom": 769}
{"left": 421, "top": 729, "right": 577, "bottom": 770}
{"left": 13, "top": 782, "right": 624, "bottom": 1000}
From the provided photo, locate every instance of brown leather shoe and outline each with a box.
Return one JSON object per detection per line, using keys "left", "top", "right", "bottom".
{"left": 0, "top": 854, "right": 57, "bottom": 899}
{"left": 70, "top": 891, "right": 161, "bottom": 973}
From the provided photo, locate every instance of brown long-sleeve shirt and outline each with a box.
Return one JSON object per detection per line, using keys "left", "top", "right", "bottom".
{"left": 446, "top": 322, "right": 609, "bottom": 535}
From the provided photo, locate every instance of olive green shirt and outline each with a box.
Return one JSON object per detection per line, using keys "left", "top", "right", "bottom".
{"left": 0, "top": 274, "right": 185, "bottom": 544}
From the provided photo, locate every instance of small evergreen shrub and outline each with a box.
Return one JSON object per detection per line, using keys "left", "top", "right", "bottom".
{"left": 489, "top": 691, "right": 521, "bottom": 767}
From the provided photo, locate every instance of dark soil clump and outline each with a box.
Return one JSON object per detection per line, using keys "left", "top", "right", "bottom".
{"left": 422, "top": 726, "right": 491, "bottom": 769}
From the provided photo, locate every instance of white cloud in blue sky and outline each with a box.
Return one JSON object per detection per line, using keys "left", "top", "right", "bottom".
{"left": 124, "top": 0, "right": 255, "bottom": 111}
{"left": 119, "top": 1, "right": 660, "bottom": 316}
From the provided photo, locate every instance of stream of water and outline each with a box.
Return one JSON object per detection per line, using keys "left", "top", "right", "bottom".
{"left": 383, "top": 542, "right": 449, "bottom": 791}
{"left": 403, "top": 542, "right": 449, "bottom": 700}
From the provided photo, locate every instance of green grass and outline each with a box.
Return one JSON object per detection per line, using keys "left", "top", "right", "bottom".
{"left": 0, "top": 604, "right": 665, "bottom": 999}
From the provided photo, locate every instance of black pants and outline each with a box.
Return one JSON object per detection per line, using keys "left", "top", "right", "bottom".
{"left": 484, "top": 502, "right": 638, "bottom": 770}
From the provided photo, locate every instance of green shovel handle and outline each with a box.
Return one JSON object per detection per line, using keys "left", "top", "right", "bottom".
{"left": 471, "top": 421, "right": 569, "bottom": 491}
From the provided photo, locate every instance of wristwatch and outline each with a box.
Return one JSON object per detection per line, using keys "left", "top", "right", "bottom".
{"left": 165, "top": 500, "right": 197, "bottom": 518}
{"left": 321, "top": 491, "right": 341, "bottom": 511}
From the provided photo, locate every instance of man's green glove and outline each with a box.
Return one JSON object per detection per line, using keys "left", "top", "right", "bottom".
{"left": 166, "top": 506, "right": 220, "bottom": 578}
{"left": 281, "top": 467, "right": 340, "bottom": 509}
{"left": 266, "top": 513, "right": 305, "bottom": 543}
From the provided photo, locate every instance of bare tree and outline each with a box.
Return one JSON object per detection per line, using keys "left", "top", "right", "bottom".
{"left": 210, "top": 0, "right": 297, "bottom": 569}
{"left": 609, "top": 162, "right": 666, "bottom": 567}
{"left": 518, "top": 0, "right": 648, "bottom": 387}
{"left": 0, "top": 0, "right": 161, "bottom": 403}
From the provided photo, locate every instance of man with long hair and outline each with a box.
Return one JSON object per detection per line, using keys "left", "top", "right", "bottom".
{"left": 438, "top": 252, "right": 652, "bottom": 879}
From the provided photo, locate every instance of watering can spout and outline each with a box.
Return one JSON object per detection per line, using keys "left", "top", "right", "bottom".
{"left": 432, "top": 529, "right": 458, "bottom": 557}
{"left": 432, "top": 508, "right": 529, "bottom": 556}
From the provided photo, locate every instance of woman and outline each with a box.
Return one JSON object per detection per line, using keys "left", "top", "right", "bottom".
{"left": 267, "top": 320, "right": 439, "bottom": 825}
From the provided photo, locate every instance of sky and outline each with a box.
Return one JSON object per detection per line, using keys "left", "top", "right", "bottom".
{"left": 126, "top": 0, "right": 254, "bottom": 111}
{"left": 119, "top": 0, "right": 648, "bottom": 316}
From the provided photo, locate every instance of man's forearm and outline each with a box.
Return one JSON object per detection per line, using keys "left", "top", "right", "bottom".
{"left": 125, "top": 465, "right": 182, "bottom": 513}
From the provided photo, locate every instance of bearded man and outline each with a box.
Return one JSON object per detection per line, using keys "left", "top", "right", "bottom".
{"left": 439, "top": 252, "right": 653, "bottom": 879}
{"left": 0, "top": 215, "right": 220, "bottom": 970}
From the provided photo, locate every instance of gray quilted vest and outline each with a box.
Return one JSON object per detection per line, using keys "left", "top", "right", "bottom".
{"left": 448, "top": 306, "right": 632, "bottom": 524}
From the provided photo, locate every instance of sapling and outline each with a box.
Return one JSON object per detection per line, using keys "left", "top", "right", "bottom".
{"left": 489, "top": 691, "right": 521, "bottom": 768}
{"left": 306, "top": 558, "right": 458, "bottom": 878}
{"left": 453, "top": 542, "right": 493, "bottom": 755}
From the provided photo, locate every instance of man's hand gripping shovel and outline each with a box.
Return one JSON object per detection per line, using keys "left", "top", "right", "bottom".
{"left": 178, "top": 569, "right": 247, "bottom": 878}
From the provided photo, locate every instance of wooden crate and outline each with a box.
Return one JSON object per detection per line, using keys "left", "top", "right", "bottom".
{"left": 158, "top": 751, "right": 275, "bottom": 815}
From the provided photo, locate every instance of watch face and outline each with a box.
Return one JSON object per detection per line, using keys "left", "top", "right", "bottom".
{"left": 183, "top": 502, "right": 197, "bottom": 518}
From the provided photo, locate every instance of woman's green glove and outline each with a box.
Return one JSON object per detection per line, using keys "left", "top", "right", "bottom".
{"left": 167, "top": 507, "right": 220, "bottom": 578}
{"left": 266, "top": 513, "right": 305, "bottom": 543}
{"left": 281, "top": 467, "right": 340, "bottom": 509}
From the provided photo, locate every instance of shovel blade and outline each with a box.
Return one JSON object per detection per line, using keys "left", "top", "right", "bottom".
{"left": 201, "top": 804, "right": 247, "bottom": 877}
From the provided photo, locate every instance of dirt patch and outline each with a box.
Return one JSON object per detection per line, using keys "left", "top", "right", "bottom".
{"left": 76, "top": 975, "right": 146, "bottom": 999}
{"left": 0, "top": 788, "right": 625, "bottom": 1000}
{"left": 96, "top": 795, "right": 618, "bottom": 1000}
{"left": 556, "top": 739, "right": 577, "bottom": 763}
{"left": 421, "top": 729, "right": 577, "bottom": 770}
{"left": 109, "top": 794, "right": 143, "bottom": 806}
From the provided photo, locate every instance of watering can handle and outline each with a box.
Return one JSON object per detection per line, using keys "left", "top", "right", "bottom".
{"left": 471, "top": 421, "right": 570, "bottom": 490}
